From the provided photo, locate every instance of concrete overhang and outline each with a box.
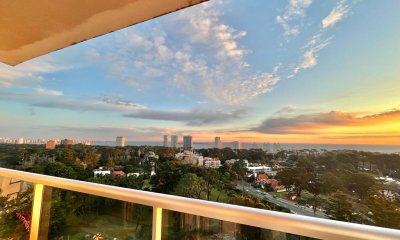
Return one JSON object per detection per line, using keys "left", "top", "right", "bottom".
{"left": 0, "top": 0, "right": 208, "bottom": 66}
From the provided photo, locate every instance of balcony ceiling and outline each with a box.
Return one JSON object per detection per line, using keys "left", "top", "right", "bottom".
{"left": 0, "top": 0, "right": 207, "bottom": 66}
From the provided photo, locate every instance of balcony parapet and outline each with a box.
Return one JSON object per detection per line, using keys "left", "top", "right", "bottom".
{"left": 1, "top": 167, "right": 399, "bottom": 240}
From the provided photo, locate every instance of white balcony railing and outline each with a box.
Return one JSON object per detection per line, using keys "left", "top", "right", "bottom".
{"left": 1, "top": 167, "right": 400, "bottom": 240}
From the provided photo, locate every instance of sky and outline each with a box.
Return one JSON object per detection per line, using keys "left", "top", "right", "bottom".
{"left": 0, "top": 0, "right": 400, "bottom": 145}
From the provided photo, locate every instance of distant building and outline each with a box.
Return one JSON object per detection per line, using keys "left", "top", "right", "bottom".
{"left": 256, "top": 173, "right": 269, "bottom": 184}
{"left": 232, "top": 141, "right": 242, "bottom": 150}
{"left": 144, "top": 151, "right": 159, "bottom": 161}
{"left": 116, "top": 136, "right": 126, "bottom": 147}
{"left": 61, "top": 139, "right": 73, "bottom": 145}
{"left": 203, "top": 157, "right": 221, "bottom": 168}
{"left": 127, "top": 172, "right": 141, "bottom": 177}
{"left": 248, "top": 165, "right": 273, "bottom": 174}
{"left": 214, "top": 137, "right": 222, "bottom": 149}
{"left": 183, "top": 136, "right": 193, "bottom": 150}
{"left": 163, "top": 135, "right": 169, "bottom": 147}
{"left": 171, "top": 135, "right": 178, "bottom": 148}
{"left": 17, "top": 138, "right": 24, "bottom": 144}
{"left": 94, "top": 167, "right": 111, "bottom": 177}
{"left": 197, "top": 155, "right": 204, "bottom": 166}
{"left": 45, "top": 140, "right": 56, "bottom": 149}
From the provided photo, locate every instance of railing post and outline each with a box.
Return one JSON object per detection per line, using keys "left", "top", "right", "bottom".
{"left": 30, "top": 183, "right": 44, "bottom": 240}
{"left": 152, "top": 207, "right": 162, "bottom": 240}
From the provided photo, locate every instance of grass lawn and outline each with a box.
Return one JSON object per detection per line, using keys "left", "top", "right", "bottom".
{"left": 270, "top": 191, "right": 288, "bottom": 199}
{"left": 143, "top": 179, "right": 152, "bottom": 190}
{"left": 200, "top": 188, "right": 230, "bottom": 203}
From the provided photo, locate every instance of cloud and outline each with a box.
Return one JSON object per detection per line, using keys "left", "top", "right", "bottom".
{"left": 252, "top": 109, "right": 400, "bottom": 134}
{"left": 54, "top": 126, "right": 166, "bottom": 140}
{"left": 33, "top": 97, "right": 146, "bottom": 112}
{"left": 100, "top": 98, "right": 147, "bottom": 110}
{"left": 0, "top": 91, "right": 35, "bottom": 101}
{"left": 322, "top": 1, "right": 350, "bottom": 29}
{"left": 253, "top": 111, "right": 354, "bottom": 134}
{"left": 253, "top": 109, "right": 400, "bottom": 134}
{"left": 290, "top": 1, "right": 351, "bottom": 76}
{"left": 0, "top": 56, "right": 70, "bottom": 88}
{"left": 124, "top": 108, "right": 245, "bottom": 126}
{"left": 294, "top": 36, "right": 331, "bottom": 73}
{"left": 88, "top": 1, "right": 279, "bottom": 105}
{"left": 276, "top": 0, "right": 313, "bottom": 36}
{"left": 35, "top": 86, "right": 63, "bottom": 96}
{"left": 276, "top": 105, "right": 297, "bottom": 114}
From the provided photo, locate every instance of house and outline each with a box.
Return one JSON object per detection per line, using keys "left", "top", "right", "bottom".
{"left": 93, "top": 167, "right": 111, "bottom": 177}
{"left": 204, "top": 157, "right": 222, "bottom": 168}
{"left": 112, "top": 170, "right": 126, "bottom": 177}
{"left": 248, "top": 165, "right": 273, "bottom": 174}
{"left": 256, "top": 173, "right": 269, "bottom": 185}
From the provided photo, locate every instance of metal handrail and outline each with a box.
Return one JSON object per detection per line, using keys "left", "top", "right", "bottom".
{"left": 1, "top": 167, "right": 400, "bottom": 240}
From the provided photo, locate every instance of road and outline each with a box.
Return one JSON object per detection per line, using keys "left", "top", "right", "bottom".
{"left": 237, "top": 183, "right": 327, "bottom": 219}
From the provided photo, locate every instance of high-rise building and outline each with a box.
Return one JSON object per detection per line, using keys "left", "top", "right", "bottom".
{"left": 45, "top": 140, "right": 56, "bottom": 149}
{"left": 116, "top": 136, "right": 126, "bottom": 147}
{"left": 61, "top": 139, "right": 73, "bottom": 145}
{"left": 232, "top": 141, "right": 242, "bottom": 150}
{"left": 171, "top": 135, "right": 178, "bottom": 148}
{"left": 183, "top": 135, "right": 193, "bottom": 151}
{"left": 214, "top": 137, "right": 222, "bottom": 149}
{"left": 163, "top": 135, "right": 169, "bottom": 147}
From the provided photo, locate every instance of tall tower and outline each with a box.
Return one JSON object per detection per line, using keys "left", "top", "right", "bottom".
{"left": 116, "top": 136, "right": 126, "bottom": 147}
{"left": 183, "top": 136, "right": 193, "bottom": 151}
{"left": 232, "top": 141, "right": 242, "bottom": 150}
{"left": 163, "top": 135, "right": 169, "bottom": 147}
{"left": 214, "top": 137, "right": 222, "bottom": 149}
{"left": 171, "top": 135, "right": 178, "bottom": 148}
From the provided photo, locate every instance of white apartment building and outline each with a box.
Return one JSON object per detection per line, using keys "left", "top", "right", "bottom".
{"left": 116, "top": 136, "right": 126, "bottom": 147}
{"left": 203, "top": 157, "right": 221, "bottom": 168}
{"left": 94, "top": 167, "right": 111, "bottom": 177}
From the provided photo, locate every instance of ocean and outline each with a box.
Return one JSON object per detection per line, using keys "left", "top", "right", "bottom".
{"left": 91, "top": 141, "right": 400, "bottom": 154}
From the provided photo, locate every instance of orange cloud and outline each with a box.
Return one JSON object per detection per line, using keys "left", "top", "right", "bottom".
{"left": 252, "top": 109, "right": 400, "bottom": 135}
{"left": 140, "top": 109, "right": 400, "bottom": 145}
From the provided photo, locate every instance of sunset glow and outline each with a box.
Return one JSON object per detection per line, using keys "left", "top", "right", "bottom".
{"left": 0, "top": 0, "right": 399, "bottom": 145}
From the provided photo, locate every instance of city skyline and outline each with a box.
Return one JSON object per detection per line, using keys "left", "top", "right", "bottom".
{"left": 0, "top": 0, "right": 400, "bottom": 145}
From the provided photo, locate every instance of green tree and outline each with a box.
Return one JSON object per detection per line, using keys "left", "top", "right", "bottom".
{"left": 83, "top": 148, "right": 99, "bottom": 167}
{"left": 324, "top": 191, "right": 354, "bottom": 222}
{"left": 150, "top": 161, "right": 182, "bottom": 193}
{"left": 306, "top": 176, "right": 326, "bottom": 215}
{"left": 0, "top": 187, "right": 33, "bottom": 239}
{"left": 346, "top": 172, "right": 376, "bottom": 198}
{"left": 232, "top": 160, "right": 247, "bottom": 180}
{"left": 60, "top": 147, "right": 76, "bottom": 163}
{"left": 201, "top": 168, "right": 219, "bottom": 200}
{"left": 44, "top": 162, "right": 78, "bottom": 179}
{"left": 175, "top": 173, "right": 206, "bottom": 199}
{"left": 366, "top": 185, "right": 400, "bottom": 229}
